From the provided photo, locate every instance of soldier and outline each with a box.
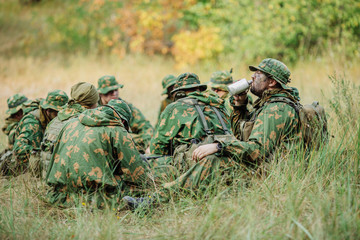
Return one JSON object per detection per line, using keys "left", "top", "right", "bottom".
{"left": 11, "top": 90, "right": 68, "bottom": 174}
{"left": 208, "top": 70, "right": 253, "bottom": 116}
{"left": 97, "top": 75, "right": 154, "bottom": 153}
{"left": 149, "top": 72, "right": 232, "bottom": 156}
{"left": 157, "top": 74, "right": 177, "bottom": 124}
{"left": 46, "top": 99, "right": 154, "bottom": 208}
{"left": 192, "top": 58, "right": 301, "bottom": 166}
{"left": 39, "top": 82, "right": 99, "bottom": 178}
{"left": 124, "top": 58, "right": 302, "bottom": 208}
{"left": 1, "top": 94, "right": 29, "bottom": 150}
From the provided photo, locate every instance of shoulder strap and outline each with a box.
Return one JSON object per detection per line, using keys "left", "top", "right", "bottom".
{"left": 267, "top": 96, "right": 302, "bottom": 113}
{"left": 210, "top": 106, "right": 231, "bottom": 135}
{"left": 194, "top": 105, "right": 212, "bottom": 135}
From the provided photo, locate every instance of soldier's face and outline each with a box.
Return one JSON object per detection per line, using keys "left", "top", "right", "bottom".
{"left": 250, "top": 70, "right": 270, "bottom": 97}
{"left": 46, "top": 109, "right": 58, "bottom": 120}
{"left": 211, "top": 88, "right": 227, "bottom": 98}
{"left": 100, "top": 89, "right": 119, "bottom": 104}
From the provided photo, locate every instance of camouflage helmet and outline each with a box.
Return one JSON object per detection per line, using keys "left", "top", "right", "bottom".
{"left": 249, "top": 58, "right": 291, "bottom": 90}
{"left": 106, "top": 99, "right": 132, "bottom": 128}
{"left": 208, "top": 70, "right": 234, "bottom": 92}
{"left": 6, "top": 93, "right": 29, "bottom": 115}
{"left": 40, "top": 90, "right": 69, "bottom": 111}
{"left": 97, "top": 75, "right": 124, "bottom": 94}
{"left": 171, "top": 72, "right": 207, "bottom": 94}
{"left": 161, "top": 74, "right": 177, "bottom": 95}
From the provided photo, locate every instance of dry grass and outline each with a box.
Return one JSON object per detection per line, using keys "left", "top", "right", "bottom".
{"left": 0, "top": 55, "right": 359, "bottom": 239}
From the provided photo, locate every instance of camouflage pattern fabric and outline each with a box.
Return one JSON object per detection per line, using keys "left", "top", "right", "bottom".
{"left": 249, "top": 58, "right": 292, "bottom": 91}
{"left": 153, "top": 88, "right": 301, "bottom": 194}
{"left": 40, "top": 103, "right": 87, "bottom": 178}
{"left": 150, "top": 90, "right": 231, "bottom": 156}
{"left": 170, "top": 72, "right": 207, "bottom": 94}
{"left": 1, "top": 118, "right": 19, "bottom": 150}
{"left": 46, "top": 102, "right": 153, "bottom": 208}
{"left": 40, "top": 90, "right": 69, "bottom": 111}
{"left": 221, "top": 88, "right": 301, "bottom": 165}
{"left": 12, "top": 109, "right": 44, "bottom": 170}
{"left": 98, "top": 98, "right": 154, "bottom": 153}
{"left": 12, "top": 90, "right": 68, "bottom": 172}
{"left": 156, "top": 97, "right": 172, "bottom": 125}
{"left": 5, "top": 93, "right": 29, "bottom": 115}
{"left": 161, "top": 74, "right": 177, "bottom": 95}
{"left": 97, "top": 75, "right": 124, "bottom": 94}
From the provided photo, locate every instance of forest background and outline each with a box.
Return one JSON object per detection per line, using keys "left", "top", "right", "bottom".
{"left": 0, "top": 0, "right": 359, "bottom": 239}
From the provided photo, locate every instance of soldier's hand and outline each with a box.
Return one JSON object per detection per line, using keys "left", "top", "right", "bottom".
{"left": 233, "top": 92, "right": 248, "bottom": 106}
{"left": 192, "top": 143, "right": 218, "bottom": 162}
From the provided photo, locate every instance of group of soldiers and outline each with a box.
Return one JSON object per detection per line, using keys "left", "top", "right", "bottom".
{"left": 1, "top": 58, "right": 303, "bottom": 209}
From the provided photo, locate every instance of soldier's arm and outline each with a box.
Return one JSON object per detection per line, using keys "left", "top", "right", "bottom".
{"left": 230, "top": 95, "right": 251, "bottom": 137}
{"left": 219, "top": 103, "right": 298, "bottom": 164}
{"left": 13, "top": 115, "right": 43, "bottom": 163}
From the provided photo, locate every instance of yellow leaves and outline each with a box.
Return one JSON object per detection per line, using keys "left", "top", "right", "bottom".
{"left": 171, "top": 26, "right": 224, "bottom": 69}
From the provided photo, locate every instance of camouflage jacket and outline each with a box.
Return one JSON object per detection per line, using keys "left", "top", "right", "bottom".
{"left": 1, "top": 118, "right": 19, "bottom": 150}
{"left": 46, "top": 106, "right": 152, "bottom": 206}
{"left": 150, "top": 91, "right": 232, "bottom": 156}
{"left": 41, "top": 103, "right": 86, "bottom": 152}
{"left": 40, "top": 103, "right": 87, "bottom": 176}
{"left": 219, "top": 88, "right": 301, "bottom": 164}
{"left": 13, "top": 108, "right": 46, "bottom": 164}
{"left": 99, "top": 98, "right": 154, "bottom": 153}
{"left": 156, "top": 97, "right": 172, "bottom": 125}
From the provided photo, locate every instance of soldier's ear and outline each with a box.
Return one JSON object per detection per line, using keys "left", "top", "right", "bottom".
{"left": 268, "top": 78, "right": 278, "bottom": 88}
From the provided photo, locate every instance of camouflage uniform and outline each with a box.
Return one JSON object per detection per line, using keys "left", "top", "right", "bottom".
{"left": 1, "top": 94, "right": 30, "bottom": 150}
{"left": 40, "top": 83, "right": 99, "bottom": 178}
{"left": 46, "top": 99, "right": 153, "bottom": 208}
{"left": 98, "top": 75, "right": 154, "bottom": 153}
{"left": 208, "top": 70, "right": 253, "bottom": 116}
{"left": 150, "top": 73, "right": 232, "bottom": 156}
{"left": 161, "top": 59, "right": 302, "bottom": 191}
{"left": 12, "top": 90, "right": 68, "bottom": 173}
{"left": 157, "top": 74, "right": 177, "bottom": 124}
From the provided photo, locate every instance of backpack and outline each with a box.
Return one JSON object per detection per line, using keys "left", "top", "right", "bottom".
{"left": 269, "top": 97, "right": 329, "bottom": 150}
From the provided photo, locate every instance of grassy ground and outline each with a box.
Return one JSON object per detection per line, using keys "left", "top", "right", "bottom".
{"left": 0, "top": 55, "right": 359, "bottom": 239}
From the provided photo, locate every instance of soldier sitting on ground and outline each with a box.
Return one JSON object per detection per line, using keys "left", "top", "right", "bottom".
{"left": 45, "top": 99, "right": 155, "bottom": 208}
{"left": 156, "top": 74, "right": 177, "bottom": 125}
{"left": 123, "top": 59, "right": 302, "bottom": 209}
{"left": 1, "top": 94, "right": 30, "bottom": 151}
{"left": 97, "top": 75, "right": 154, "bottom": 153}
{"left": 39, "top": 82, "right": 99, "bottom": 178}
{"left": 149, "top": 72, "right": 232, "bottom": 156}
{"left": 10, "top": 90, "right": 68, "bottom": 175}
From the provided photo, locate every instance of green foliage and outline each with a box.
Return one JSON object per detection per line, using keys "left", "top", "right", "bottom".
{"left": 1, "top": 0, "right": 359, "bottom": 64}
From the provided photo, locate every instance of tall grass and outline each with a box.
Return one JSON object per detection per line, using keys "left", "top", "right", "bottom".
{"left": 0, "top": 56, "right": 359, "bottom": 239}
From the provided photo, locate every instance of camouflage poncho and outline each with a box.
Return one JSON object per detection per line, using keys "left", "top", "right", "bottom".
{"left": 150, "top": 90, "right": 231, "bottom": 156}
{"left": 46, "top": 106, "right": 153, "bottom": 208}
{"left": 40, "top": 103, "right": 88, "bottom": 177}
{"left": 99, "top": 98, "right": 154, "bottom": 153}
